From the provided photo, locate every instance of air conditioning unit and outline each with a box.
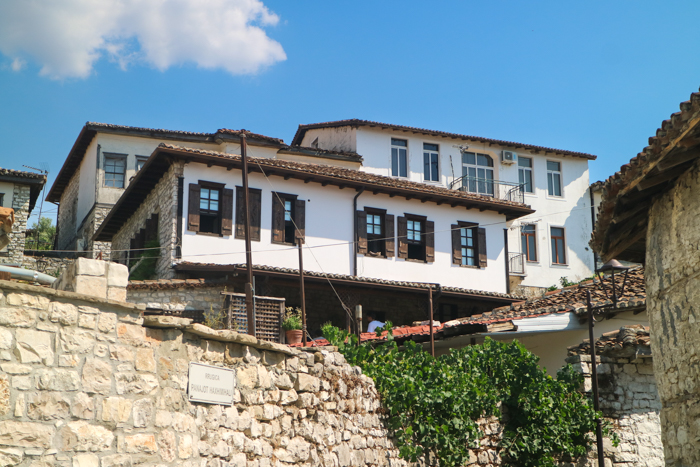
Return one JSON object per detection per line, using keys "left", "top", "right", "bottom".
{"left": 501, "top": 150, "right": 517, "bottom": 164}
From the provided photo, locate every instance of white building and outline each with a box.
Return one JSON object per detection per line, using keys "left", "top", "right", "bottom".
{"left": 292, "top": 119, "right": 598, "bottom": 292}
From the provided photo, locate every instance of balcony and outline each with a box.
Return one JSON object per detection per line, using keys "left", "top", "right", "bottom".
{"left": 508, "top": 252, "right": 525, "bottom": 275}
{"left": 449, "top": 176, "right": 525, "bottom": 204}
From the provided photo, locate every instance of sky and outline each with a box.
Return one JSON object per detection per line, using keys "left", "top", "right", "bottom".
{"left": 1, "top": 0, "right": 700, "bottom": 227}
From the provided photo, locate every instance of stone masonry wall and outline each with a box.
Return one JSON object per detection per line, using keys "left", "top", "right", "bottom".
{"left": 56, "top": 168, "right": 81, "bottom": 251}
{"left": 112, "top": 161, "right": 184, "bottom": 279}
{"left": 127, "top": 282, "right": 229, "bottom": 317}
{"left": 0, "top": 279, "right": 405, "bottom": 467}
{"left": 565, "top": 354, "right": 663, "bottom": 467}
{"left": 76, "top": 205, "right": 113, "bottom": 259}
{"left": 646, "top": 162, "right": 700, "bottom": 466}
{"left": 0, "top": 184, "right": 31, "bottom": 265}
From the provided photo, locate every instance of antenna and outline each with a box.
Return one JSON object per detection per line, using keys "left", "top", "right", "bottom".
{"left": 22, "top": 165, "right": 48, "bottom": 174}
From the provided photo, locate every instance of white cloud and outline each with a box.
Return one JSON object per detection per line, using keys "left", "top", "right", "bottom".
{"left": 0, "top": 0, "right": 286, "bottom": 79}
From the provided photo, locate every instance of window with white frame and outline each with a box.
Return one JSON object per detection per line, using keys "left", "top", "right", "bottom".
{"left": 547, "top": 161, "right": 563, "bottom": 197}
{"left": 391, "top": 138, "right": 408, "bottom": 178}
{"left": 461, "top": 152, "right": 494, "bottom": 196}
{"left": 550, "top": 226, "right": 566, "bottom": 264}
{"left": 104, "top": 154, "right": 127, "bottom": 188}
{"left": 423, "top": 143, "right": 439, "bottom": 182}
{"left": 518, "top": 157, "right": 533, "bottom": 193}
{"left": 521, "top": 224, "right": 537, "bottom": 262}
{"left": 136, "top": 156, "right": 148, "bottom": 171}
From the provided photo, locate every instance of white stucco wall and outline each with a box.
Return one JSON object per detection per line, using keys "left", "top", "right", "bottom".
{"left": 0, "top": 182, "right": 14, "bottom": 207}
{"left": 180, "top": 162, "right": 510, "bottom": 293}
{"left": 299, "top": 127, "right": 358, "bottom": 153}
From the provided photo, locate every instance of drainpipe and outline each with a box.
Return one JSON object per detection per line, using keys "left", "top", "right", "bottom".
{"left": 352, "top": 188, "right": 365, "bottom": 277}
{"left": 0, "top": 265, "right": 56, "bottom": 285}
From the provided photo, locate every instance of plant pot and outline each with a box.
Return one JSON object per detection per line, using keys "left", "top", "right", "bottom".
{"left": 285, "top": 329, "right": 303, "bottom": 345}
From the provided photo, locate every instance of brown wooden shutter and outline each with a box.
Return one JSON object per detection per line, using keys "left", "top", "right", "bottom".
{"left": 451, "top": 224, "right": 462, "bottom": 265}
{"left": 294, "top": 199, "right": 306, "bottom": 241}
{"left": 271, "top": 193, "right": 284, "bottom": 244}
{"left": 188, "top": 184, "right": 200, "bottom": 232}
{"left": 478, "top": 227, "right": 487, "bottom": 268}
{"left": 425, "top": 220, "right": 435, "bottom": 263}
{"left": 235, "top": 187, "right": 245, "bottom": 238}
{"left": 250, "top": 189, "right": 261, "bottom": 242}
{"left": 356, "top": 210, "right": 367, "bottom": 254}
{"left": 221, "top": 188, "right": 234, "bottom": 236}
{"left": 385, "top": 214, "right": 395, "bottom": 257}
{"left": 397, "top": 216, "right": 408, "bottom": 259}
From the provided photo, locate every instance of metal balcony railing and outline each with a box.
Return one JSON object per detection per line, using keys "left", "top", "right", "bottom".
{"left": 508, "top": 252, "right": 525, "bottom": 275}
{"left": 449, "top": 176, "right": 526, "bottom": 204}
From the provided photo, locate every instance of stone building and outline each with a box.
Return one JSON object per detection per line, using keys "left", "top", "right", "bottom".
{"left": 592, "top": 88, "right": 700, "bottom": 465}
{"left": 0, "top": 168, "right": 46, "bottom": 264}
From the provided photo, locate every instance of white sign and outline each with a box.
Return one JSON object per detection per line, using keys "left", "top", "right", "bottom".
{"left": 188, "top": 362, "right": 235, "bottom": 406}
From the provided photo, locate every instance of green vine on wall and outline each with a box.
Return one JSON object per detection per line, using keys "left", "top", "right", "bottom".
{"left": 322, "top": 324, "right": 618, "bottom": 467}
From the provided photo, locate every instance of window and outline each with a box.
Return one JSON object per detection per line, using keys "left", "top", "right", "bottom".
{"left": 0, "top": 194, "right": 4, "bottom": 207}
{"left": 235, "top": 186, "right": 262, "bottom": 241}
{"left": 104, "top": 155, "right": 126, "bottom": 188}
{"left": 518, "top": 157, "right": 533, "bottom": 193}
{"left": 272, "top": 192, "right": 305, "bottom": 245}
{"left": 397, "top": 215, "right": 434, "bottom": 262}
{"left": 357, "top": 209, "right": 394, "bottom": 257}
{"left": 521, "top": 224, "right": 537, "bottom": 262}
{"left": 187, "top": 182, "right": 233, "bottom": 236}
{"left": 135, "top": 156, "right": 148, "bottom": 172}
{"left": 423, "top": 143, "right": 439, "bottom": 182}
{"left": 461, "top": 152, "right": 494, "bottom": 196}
{"left": 547, "top": 161, "right": 563, "bottom": 197}
{"left": 391, "top": 138, "right": 408, "bottom": 178}
{"left": 451, "top": 222, "right": 487, "bottom": 268}
{"left": 551, "top": 227, "right": 566, "bottom": 264}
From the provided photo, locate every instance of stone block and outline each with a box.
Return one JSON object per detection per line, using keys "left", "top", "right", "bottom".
{"left": 59, "top": 328, "right": 95, "bottom": 354}
{"left": 36, "top": 369, "right": 80, "bottom": 391}
{"left": 1, "top": 363, "right": 31, "bottom": 375}
{"left": 294, "top": 373, "right": 320, "bottom": 393}
{"left": 0, "top": 448, "right": 23, "bottom": 467}
{"left": 6, "top": 294, "right": 49, "bottom": 310}
{"left": 59, "top": 421, "right": 113, "bottom": 451}
{"left": 123, "top": 434, "right": 157, "bottom": 454}
{"left": 107, "top": 262, "right": 129, "bottom": 287}
{"left": 0, "top": 375, "right": 8, "bottom": 416}
{"left": 15, "top": 329, "right": 54, "bottom": 365}
{"left": 107, "top": 287, "right": 127, "bottom": 303}
{"left": 11, "top": 376, "right": 31, "bottom": 390}
{"left": 115, "top": 372, "right": 158, "bottom": 395}
{"left": 132, "top": 398, "right": 153, "bottom": 427}
{"left": 157, "top": 430, "right": 176, "bottom": 462}
{"left": 135, "top": 348, "right": 156, "bottom": 373}
{"left": 78, "top": 314, "right": 96, "bottom": 329}
{"left": 75, "top": 258, "right": 105, "bottom": 277}
{"left": 0, "top": 328, "right": 13, "bottom": 350}
{"left": 74, "top": 276, "right": 107, "bottom": 299}
{"left": 0, "top": 306, "right": 36, "bottom": 327}
{"left": 71, "top": 393, "right": 95, "bottom": 420}
{"left": 101, "top": 397, "right": 132, "bottom": 423}
{"left": 49, "top": 302, "right": 78, "bottom": 326}
{"left": 81, "top": 359, "right": 112, "bottom": 394}
{"left": 0, "top": 421, "right": 55, "bottom": 448}
{"left": 100, "top": 454, "right": 132, "bottom": 467}
{"left": 27, "top": 392, "right": 70, "bottom": 420}
{"left": 72, "top": 453, "right": 98, "bottom": 467}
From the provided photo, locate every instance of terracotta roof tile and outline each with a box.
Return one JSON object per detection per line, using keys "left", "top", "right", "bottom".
{"left": 567, "top": 325, "right": 650, "bottom": 357}
{"left": 292, "top": 119, "right": 597, "bottom": 160}
{"left": 0, "top": 168, "right": 47, "bottom": 181}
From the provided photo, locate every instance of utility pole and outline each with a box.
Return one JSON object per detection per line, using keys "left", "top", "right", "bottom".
{"left": 429, "top": 287, "right": 435, "bottom": 357}
{"left": 587, "top": 290, "right": 605, "bottom": 467}
{"left": 241, "top": 134, "right": 255, "bottom": 337}
{"left": 297, "top": 234, "right": 307, "bottom": 347}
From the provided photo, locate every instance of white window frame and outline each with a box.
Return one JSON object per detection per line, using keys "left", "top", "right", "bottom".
{"left": 423, "top": 143, "right": 440, "bottom": 182}
{"left": 549, "top": 225, "right": 568, "bottom": 266}
{"left": 518, "top": 156, "right": 534, "bottom": 194}
{"left": 546, "top": 160, "right": 563, "bottom": 198}
{"left": 135, "top": 156, "right": 148, "bottom": 172}
{"left": 391, "top": 138, "right": 408, "bottom": 178}
{"left": 461, "top": 152, "right": 494, "bottom": 196}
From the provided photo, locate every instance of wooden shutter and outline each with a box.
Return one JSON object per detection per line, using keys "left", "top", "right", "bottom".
{"left": 271, "top": 193, "right": 284, "bottom": 244}
{"left": 187, "top": 184, "right": 200, "bottom": 232}
{"left": 356, "top": 211, "right": 367, "bottom": 254}
{"left": 425, "top": 220, "right": 435, "bottom": 263}
{"left": 294, "top": 199, "right": 306, "bottom": 241}
{"left": 221, "top": 188, "right": 234, "bottom": 236}
{"left": 478, "top": 227, "right": 487, "bottom": 268}
{"left": 385, "top": 214, "right": 395, "bottom": 257}
{"left": 451, "top": 224, "right": 462, "bottom": 265}
{"left": 397, "top": 216, "right": 408, "bottom": 259}
{"left": 236, "top": 188, "right": 261, "bottom": 241}
{"left": 235, "top": 187, "right": 245, "bottom": 238}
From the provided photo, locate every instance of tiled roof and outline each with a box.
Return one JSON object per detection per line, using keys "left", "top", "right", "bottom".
{"left": 591, "top": 88, "right": 700, "bottom": 262}
{"left": 173, "top": 262, "right": 525, "bottom": 301}
{"left": 567, "top": 325, "right": 651, "bottom": 357}
{"left": 0, "top": 168, "right": 47, "bottom": 181}
{"left": 128, "top": 278, "right": 229, "bottom": 290}
{"left": 157, "top": 144, "right": 531, "bottom": 211}
{"left": 278, "top": 145, "right": 364, "bottom": 163}
{"left": 292, "top": 119, "right": 597, "bottom": 160}
{"left": 216, "top": 128, "right": 284, "bottom": 145}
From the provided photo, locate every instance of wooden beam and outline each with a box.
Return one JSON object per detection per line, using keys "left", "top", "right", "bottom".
{"left": 603, "top": 223, "right": 646, "bottom": 262}
{"left": 656, "top": 147, "right": 700, "bottom": 171}
{"left": 636, "top": 164, "right": 689, "bottom": 191}
{"left": 611, "top": 202, "right": 648, "bottom": 225}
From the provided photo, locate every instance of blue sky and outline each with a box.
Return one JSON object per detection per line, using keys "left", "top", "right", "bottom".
{"left": 1, "top": 0, "right": 699, "bottom": 226}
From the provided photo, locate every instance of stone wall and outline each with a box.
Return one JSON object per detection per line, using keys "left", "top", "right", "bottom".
{"left": 0, "top": 279, "right": 405, "bottom": 467}
{"left": 112, "top": 162, "right": 184, "bottom": 279}
{"left": 53, "top": 258, "right": 129, "bottom": 302}
{"left": 565, "top": 354, "right": 663, "bottom": 467}
{"left": 0, "top": 184, "right": 31, "bottom": 265}
{"left": 646, "top": 162, "right": 700, "bottom": 465}
{"left": 76, "top": 204, "right": 113, "bottom": 259}
{"left": 127, "top": 280, "right": 229, "bottom": 317}
{"left": 56, "top": 168, "right": 81, "bottom": 251}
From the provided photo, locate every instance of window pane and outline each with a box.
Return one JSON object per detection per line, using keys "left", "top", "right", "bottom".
{"left": 423, "top": 143, "right": 438, "bottom": 151}
{"left": 524, "top": 171, "right": 533, "bottom": 193}
{"left": 552, "top": 227, "right": 564, "bottom": 237}
{"left": 518, "top": 157, "right": 532, "bottom": 168}
{"left": 210, "top": 200, "right": 218, "bottom": 211}
{"left": 477, "top": 154, "right": 491, "bottom": 167}
{"left": 210, "top": 190, "right": 219, "bottom": 200}
{"left": 399, "top": 149, "right": 407, "bottom": 177}
{"left": 391, "top": 138, "right": 407, "bottom": 147}
{"left": 424, "top": 153, "right": 431, "bottom": 180}
{"left": 392, "top": 148, "right": 398, "bottom": 176}
{"left": 528, "top": 236, "right": 537, "bottom": 261}
{"left": 463, "top": 152, "right": 476, "bottom": 165}
{"left": 547, "top": 161, "right": 561, "bottom": 171}
{"left": 431, "top": 154, "right": 439, "bottom": 181}
{"left": 547, "top": 173, "right": 553, "bottom": 195}
{"left": 553, "top": 174, "right": 562, "bottom": 196}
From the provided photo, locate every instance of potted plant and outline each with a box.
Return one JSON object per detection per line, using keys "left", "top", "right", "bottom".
{"left": 282, "top": 307, "right": 303, "bottom": 344}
